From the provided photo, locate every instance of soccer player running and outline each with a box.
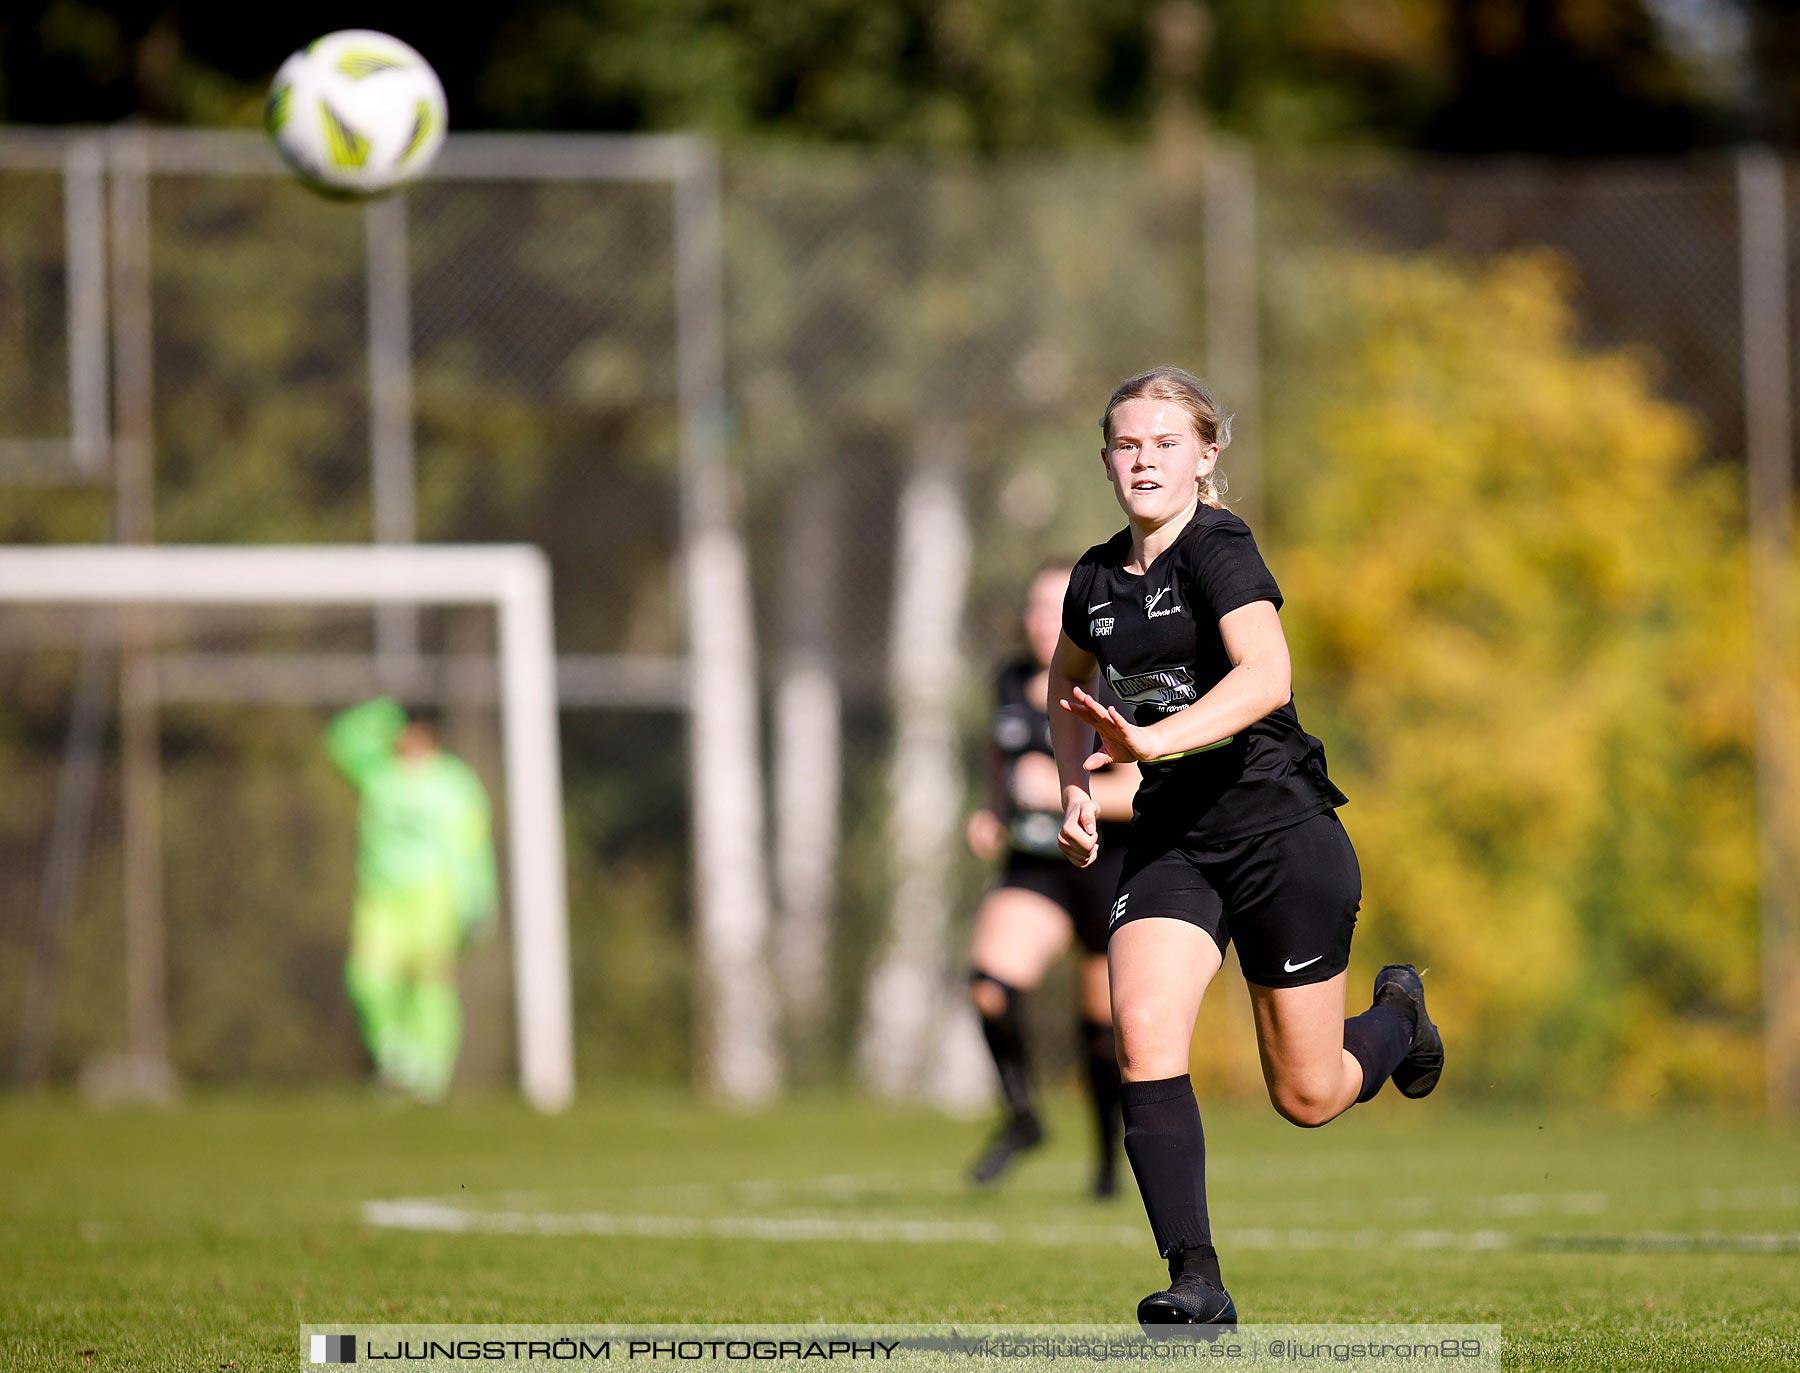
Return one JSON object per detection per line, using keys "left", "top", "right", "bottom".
{"left": 327, "top": 697, "right": 497, "bottom": 1103}
{"left": 1047, "top": 367, "right": 1443, "bottom": 1330}
{"left": 964, "top": 560, "right": 1141, "bottom": 1197}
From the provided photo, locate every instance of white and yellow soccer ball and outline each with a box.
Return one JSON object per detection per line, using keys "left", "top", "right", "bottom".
{"left": 265, "top": 30, "right": 447, "bottom": 198}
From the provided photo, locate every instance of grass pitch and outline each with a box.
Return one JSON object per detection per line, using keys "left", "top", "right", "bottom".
{"left": 2, "top": 1087, "right": 1796, "bottom": 1372}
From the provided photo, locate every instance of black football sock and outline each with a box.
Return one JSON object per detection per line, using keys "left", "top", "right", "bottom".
{"left": 1175, "top": 1243, "right": 1223, "bottom": 1288}
{"left": 1342, "top": 1004, "right": 1414, "bottom": 1103}
{"left": 1080, "top": 1018, "right": 1122, "bottom": 1181}
{"left": 971, "top": 970, "right": 1035, "bottom": 1123}
{"left": 1120, "top": 1074, "right": 1217, "bottom": 1284}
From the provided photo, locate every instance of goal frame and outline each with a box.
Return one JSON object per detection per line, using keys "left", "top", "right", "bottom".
{"left": 0, "top": 542, "right": 574, "bottom": 1111}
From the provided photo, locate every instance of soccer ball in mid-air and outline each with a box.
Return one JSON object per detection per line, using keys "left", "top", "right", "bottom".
{"left": 265, "top": 30, "right": 447, "bottom": 199}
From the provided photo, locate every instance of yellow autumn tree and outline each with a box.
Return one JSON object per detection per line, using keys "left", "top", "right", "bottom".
{"left": 1269, "top": 250, "right": 1761, "bottom": 1105}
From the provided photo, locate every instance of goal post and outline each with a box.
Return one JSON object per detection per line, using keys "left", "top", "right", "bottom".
{"left": 0, "top": 543, "right": 574, "bottom": 1112}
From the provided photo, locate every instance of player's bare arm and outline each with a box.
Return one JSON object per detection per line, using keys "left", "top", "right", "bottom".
{"left": 1065, "top": 600, "right": 1291, "bottom": 764}
{"left": 1046, "top": 631, "right": 1102, "bottom": 867}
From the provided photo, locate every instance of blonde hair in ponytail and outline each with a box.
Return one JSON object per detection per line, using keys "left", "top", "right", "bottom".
{"left": 1100, "top": 366, "right": 1233, "bottom": 509}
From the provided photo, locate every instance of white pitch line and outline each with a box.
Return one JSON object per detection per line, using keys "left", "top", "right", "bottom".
{"left": 1478, "top": 1191, "right": 1609, "bottom": 1218}
{"left": 362, "top": 1198, "right": 1528, "bottom": 1252}
{"left": 1534, "top": 1232, "right": 1800, "bottom": 1254}
{"left": 365, "top": 1199, "right": 1010, "bottom": 1245}
{"left": 362, "top": 1199, "right": 1800, "bottom": 1256}
{"left": 363, "top": 1162, "right": 1800, "bottom": 1255}
{"left": 459, "top": 1174, "right": 1800, "bottom": 1223}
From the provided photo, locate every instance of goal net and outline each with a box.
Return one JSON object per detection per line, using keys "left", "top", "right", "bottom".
{"left": 0, "top": 544, "right": 573, "bottom": 1111}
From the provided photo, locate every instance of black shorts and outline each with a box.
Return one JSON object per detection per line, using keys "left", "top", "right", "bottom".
{"left": 995, "top": 840, "right": 1128, "bottom": 957}
{"left": 1109, "top": 808, "right": 1361, "bottom": 987}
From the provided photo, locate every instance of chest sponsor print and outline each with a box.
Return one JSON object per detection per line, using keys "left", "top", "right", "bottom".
{"left": 1105, "top": 662, "right": 1199, "bottom": 713}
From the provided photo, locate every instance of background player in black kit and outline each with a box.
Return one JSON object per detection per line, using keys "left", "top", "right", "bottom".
{"left": 1045, "top": 367, "right": 1445, "bottom": 1331}
{"left": 963, "top": 561, "right": 1140, "bottom": 1196}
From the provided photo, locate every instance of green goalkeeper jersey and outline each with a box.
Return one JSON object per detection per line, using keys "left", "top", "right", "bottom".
{"left": 326, "top": 698, "right": 498, "bottom": 923}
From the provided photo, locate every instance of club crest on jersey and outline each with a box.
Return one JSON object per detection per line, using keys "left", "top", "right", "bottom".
{"left": 1105, "top": 663, "right": 1198, "bottom": 712}
{"left": 1145, "top": 585, "right": 1183, "bottom": 619}
{"left": 1090, "top": 617, "right": 1115, "bottom": 637}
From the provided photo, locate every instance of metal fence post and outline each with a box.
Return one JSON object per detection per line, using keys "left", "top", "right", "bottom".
{"left": 1738, "top": 147, "right": 1800, "bottom": 1119}
{"left": 107, "top": 127, "right": 176, "bottom": 1100}
{"left": 366, "top": 192, "right": 420, "bottom": 690}
{"left": 1203, "top": 141, "right": 1261, "bottom": 529}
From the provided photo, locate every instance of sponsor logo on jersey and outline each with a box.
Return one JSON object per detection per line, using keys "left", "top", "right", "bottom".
{"left": 1090, "top": 617, "right": 1115, "bottom": 637}
{"left": 1145, "top": 585, "right": 1183, "bottom": 619}
{"left": 1105, "top": 663, "right": 1198, "bottom": 711}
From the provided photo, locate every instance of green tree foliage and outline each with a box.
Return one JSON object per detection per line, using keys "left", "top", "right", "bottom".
{"left": 481, "top": 0, "right": 1737, "bottom": 153}
{"left": 1269, "top": 248, "right": 1761, "bottom": 1103}
{"left": 1194, "top": 0, "right": 1726, "bottom": 150}
{"left": 484, "top": 0, "right": 1151, "bottom": 150}
{"left": 0, "top": 1, "right": 1747, "bottom": 155}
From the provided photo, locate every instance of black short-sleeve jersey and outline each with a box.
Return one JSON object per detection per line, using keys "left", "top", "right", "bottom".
{"left": 992, "top": 657, "right": 1130, "bottom": 857}
{"left": 1061, "top": 505, "right": 1347, "bottom": 847}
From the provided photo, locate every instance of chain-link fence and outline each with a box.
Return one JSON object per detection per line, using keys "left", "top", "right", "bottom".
{"left": 0, "top": 130, "right": 1792, "bottom": 1110}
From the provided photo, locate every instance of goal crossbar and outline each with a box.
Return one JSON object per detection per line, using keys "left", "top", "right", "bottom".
{"left": 0, "top": 543, "right": 574, "bottom": 1111}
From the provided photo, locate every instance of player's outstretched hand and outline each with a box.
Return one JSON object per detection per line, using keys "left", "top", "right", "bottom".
{"left": 1061, "top": 685, "right": 1156, "bottom": 766}
{"left": 1058, "top": 789, "right": 1100, "bottom": 868}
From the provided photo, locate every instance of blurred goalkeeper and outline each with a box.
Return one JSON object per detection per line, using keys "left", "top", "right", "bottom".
{"left": 326, "top": 697, "right": 497, "bottom": 1102}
